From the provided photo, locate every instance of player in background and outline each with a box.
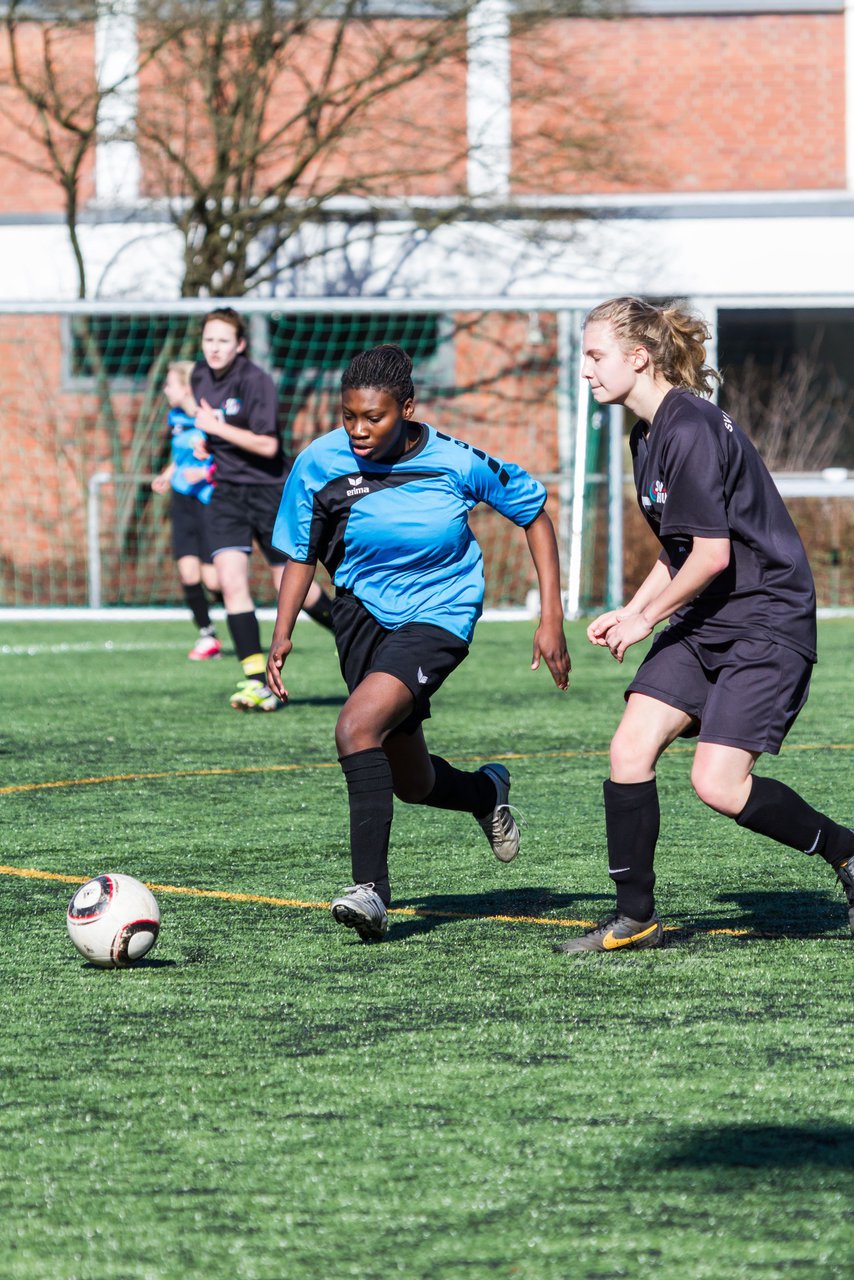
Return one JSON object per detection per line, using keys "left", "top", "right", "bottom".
{"left": 555, "top": 296, "right": 854, "bottom": 954}
{"left": 151, "top": 360, "right": 221, "bottom": 661}
{"left": 267, "top": 343, "right": 571, "bottom": 943}
{"left": 192, "top": 307, "right": 334, "bottom": 711}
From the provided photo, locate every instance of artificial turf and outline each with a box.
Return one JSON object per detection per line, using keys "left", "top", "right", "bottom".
{"left": 0, "top": 617, "right": 851, "bottom": 1279}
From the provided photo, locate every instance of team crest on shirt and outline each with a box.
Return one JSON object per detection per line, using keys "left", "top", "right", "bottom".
{"left": 223, "top": 398, "right": 241, "bottom": 416}
{"left": 648, "top": 479, "right": 667, "bottom": 505}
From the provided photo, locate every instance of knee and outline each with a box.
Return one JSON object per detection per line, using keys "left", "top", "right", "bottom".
{"left": 393, "top": 778, "right": 430, "bottom": 804}
{"left": 334, "top": 710, "right": 357, "bottom": 758}
{"left": 690, "top": 763, "right": 740, "bottom": 817}
{"left": 220, "top": 583, "right": 250, "bottom": 612}
{"left": 335, "top": 707, "right": 377, "bottom": 758}
{"left": 609, "top": 728, "right": 655, "bottom": 784}
{"left": 214, "top": 563, "right": 250, "bottom": 611}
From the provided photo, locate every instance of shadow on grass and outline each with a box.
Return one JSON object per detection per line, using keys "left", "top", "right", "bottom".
{"left": 275, "top": 695, "right": 347, "bottom": 709}
{"left": 676, "top": 888, "right": 847, "bottom": 941}
{"left": 661, "top": 1124, "right": 854, "bottom": 1170}
{"left": 388, "top": 887, "right": 610, "bottom": 940}
{"left": 79, "top": 957, "right": 178, "bottom": 971}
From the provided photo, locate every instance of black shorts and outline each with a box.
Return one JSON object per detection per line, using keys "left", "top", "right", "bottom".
{"left": 171, "top": 491, "right": 215, "bottom": 563}
{"left": 627, "top": 629, "right": 814, "bottom": 755}
{"left": 208, "top": 480, "right": 287, "bottom": 565}
{"left": 332, "top": 591, "right": 469, "bottom": 734}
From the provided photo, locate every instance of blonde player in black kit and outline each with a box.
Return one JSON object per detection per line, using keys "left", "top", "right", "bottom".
{"left": 192, "top": 307, "right": 334, "bottom": 710}
{"left": 555, "top": 296, "right": 854, "bottom": 954}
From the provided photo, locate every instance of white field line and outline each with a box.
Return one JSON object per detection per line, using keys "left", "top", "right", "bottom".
{"left": 0, "top": 641, "right": 191, "bottom": 657}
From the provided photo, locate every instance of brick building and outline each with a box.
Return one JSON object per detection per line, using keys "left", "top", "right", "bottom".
{"left": 2, "top": 2, "right": 854, "bottom": 367}
{"left": 0, "top": 0, "right": 852, "bottom": 608}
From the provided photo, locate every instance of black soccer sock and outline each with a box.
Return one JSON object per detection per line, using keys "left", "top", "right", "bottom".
{"left": 604, "top": 778, "right": 660, "bottom": 921}
{"left": 183, "top": 582, "right": 211, "bottom": 631}
{"left": 736, "top": 775, "right": 854, "bottom": 867}
{"left": 420, "top": 755, "right": 496, "bottom": 818}
{"left": 226, "top": 610, "right": 264, "bottom": 680}
{"left": 304, "top": 588, "right": 334, "bottom": 631}
{"left": 340, "top": 749, "right": 394, "bottom": 906}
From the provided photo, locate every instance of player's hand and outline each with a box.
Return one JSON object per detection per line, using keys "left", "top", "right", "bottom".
{"left": 587, "top": 609, "right": 624, "bottom": 645}
{"left": 266, "top": 635, "right": 293, "bottom": 700}
{"left": 195, "top": 399, "right": 225, "bottom": 437}
{"left": 605, "top": 613, "right": 653, "bottom": 663}
{"left": 183, "top": 465, "right": 209, "bottom": 484}
{"left": 531, "top": 621, "right": 571, "bottom": 690}
{"left": 151, "top": 473, "right": 170, "bottom": 494}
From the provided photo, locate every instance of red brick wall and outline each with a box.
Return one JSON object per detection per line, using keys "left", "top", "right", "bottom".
{"left": 136, "top": 19, "right": 469, "bottom": 202}
{"left": 0, "top": 14, "right": 845, "bottom": 210}
{"left": 511, "top": 14, "right": 846, "bottom": 194}
{"left": 0, "top": 23, "right": 96, "bottom": 214}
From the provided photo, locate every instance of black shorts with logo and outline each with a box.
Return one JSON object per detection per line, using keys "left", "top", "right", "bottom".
{"left": 332, "top": 590, "right": 469, "bottom": 734}
{"left": 208, "top": 480, "right": 288, "bottom": 565}
{"left": 627, "top": 628, "right": 814, "bottom": 755}
{"left": 171, "top": 491, "right": 215, "bottom": 563}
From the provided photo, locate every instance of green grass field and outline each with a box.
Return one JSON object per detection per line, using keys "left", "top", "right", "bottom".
{"left": 1, "top": 616, "right": 852, "bottom": 1280}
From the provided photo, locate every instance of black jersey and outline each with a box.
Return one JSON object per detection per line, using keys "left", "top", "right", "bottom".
{"left": 191, "top": 353, "right": 287, "bottom": 485}
{"left": 631, "top": 388, "right": 816, "bottom": 661}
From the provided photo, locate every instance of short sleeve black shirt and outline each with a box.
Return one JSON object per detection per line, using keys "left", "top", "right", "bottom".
{"left": 191, "top": 353, "right": 287, "bottom": 485}
{"left": 631, "top": 388, "right": 816, "bottom": 660}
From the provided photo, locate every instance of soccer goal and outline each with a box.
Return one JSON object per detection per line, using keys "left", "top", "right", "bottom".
{"left": 0, "top": 298, "right": 619, "bottom": 618}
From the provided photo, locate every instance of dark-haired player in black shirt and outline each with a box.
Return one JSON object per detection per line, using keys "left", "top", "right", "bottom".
{"left": 192, "top": 307, "right": 333, "bottom": 711}
{"left": 555, "top": 295, "right": 853, "bottom": 953}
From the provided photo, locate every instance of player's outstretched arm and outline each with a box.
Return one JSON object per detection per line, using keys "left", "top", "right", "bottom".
{"left": 266, "top": 560, "right": 320, "bottom": 699}
{"left": 525, "top": 510, "right": 571, "bottom": 690}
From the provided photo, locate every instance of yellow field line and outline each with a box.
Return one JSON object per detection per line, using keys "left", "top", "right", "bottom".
{"left": 0, "top": 862, "right": 775, "bottom": 939}
{"left": 1, "top": 741, "right": 851, "bottom": 797}
{"left": 0, "top": 761, "right": 342, "bottom": 795}
{"left": 3, "top": 745, "right": 848, "bottom": 940}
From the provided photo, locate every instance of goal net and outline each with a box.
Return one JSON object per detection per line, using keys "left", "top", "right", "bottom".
{"left": 2, "top": 300, "right": 850, "bottom": 615}
{"left": 0, "top": 300, "right": 603, "bottom": 614}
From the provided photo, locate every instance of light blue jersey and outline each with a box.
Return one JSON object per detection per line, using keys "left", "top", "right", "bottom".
{"left": 273, "top": 423, "right": 546, "bottom": 643}
{"left": 169, "top": 408, "right": 213, "bottom": 504}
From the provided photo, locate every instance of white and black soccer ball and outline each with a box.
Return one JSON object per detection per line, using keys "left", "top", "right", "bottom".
{"left": 67, "top": 873, "right": 161, "bottom": 968}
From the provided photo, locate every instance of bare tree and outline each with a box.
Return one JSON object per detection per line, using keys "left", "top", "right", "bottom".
{"left": 721, "top": 337, "right": 852, "bottom": 472}
{"left": 1, "top": 0, "right": 636, "bottom": 300}
{"left": 0, "top": 0, "right": 637, "bottom": 575}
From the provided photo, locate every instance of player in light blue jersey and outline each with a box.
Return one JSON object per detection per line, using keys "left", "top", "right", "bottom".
{"left": 152, "top": 361, "right": 221, "bottom": 660}
{"left": 267, "top": 344, "right": 571, "bottom": 943}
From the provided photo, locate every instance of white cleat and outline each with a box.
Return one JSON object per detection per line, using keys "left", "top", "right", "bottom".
{"left": 477, "top": 763, "right": 521, "bottom": 863}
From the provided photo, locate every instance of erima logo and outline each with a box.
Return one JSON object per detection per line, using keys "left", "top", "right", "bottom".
{"left": 346, "top": 473, "right": 370, "bottom": 497}
{"left": 417, "top": 667, "right": 429, "bottom": 685}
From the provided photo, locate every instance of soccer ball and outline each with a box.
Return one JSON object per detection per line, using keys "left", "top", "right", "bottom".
{"left": 67, "top": 873, "right": 161, "bottom": 968}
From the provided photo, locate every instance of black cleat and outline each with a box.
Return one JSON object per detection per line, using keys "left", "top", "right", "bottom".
{"left": 835, "top": 857, "right": 854, "bottom": 936}
{"left": 553, "top": 910, "right": 663, "bottom": 955}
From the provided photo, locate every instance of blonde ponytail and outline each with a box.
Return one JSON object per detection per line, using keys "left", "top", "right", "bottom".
{"left": 585, "top": 297, "right": 721, "bottom": 396}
